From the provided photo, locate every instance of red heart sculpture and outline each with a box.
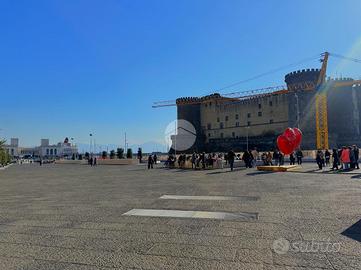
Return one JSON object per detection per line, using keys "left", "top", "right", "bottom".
{"left": 293, "top": 128, "right": 302, "bottom": 149}
{"left": 277, "top": 127, "right": 303, "bottom": 155}
{"left": 284, "top": 128, "right": 296, "bottom": 141}
{"left": 277, "top": 134, "right": 295, "bottom": 155}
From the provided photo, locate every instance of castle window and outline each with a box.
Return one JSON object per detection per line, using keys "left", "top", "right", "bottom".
{"left": 247, "top": 113, "right": 251, "bottom": 118}
{"left": 225, "top": 116, "right": 229, "bottom": 121}
{"left": 220, "top": 122, "right": 224, "bottom": 129}
{"left": 235, "top": 114, "right": 239, "bottom": 119}
{"left": 269, "top": 101, "right": 273, "bottom": 106}
{"left": 208, "top": 133, "right": 211, "bottom": 137}
{"left": 207, "top": 123, "right": 211, "bottom": 130}
{"left": 217, "top": 117, "right": 220, "bottom": 122}
{"left": 270, "top": 119, "right": 274, "bottom": 124}
{"left": 247, "top": 121, "right": 251, "bottom": 126}
{"left": 232, "top": 132, "right": 235, "bottom": 138}
{"left": 235, "top": 122, "right": 240, "bottom": 127}
{"left": 258, "top": 111, "right": 262, "bottom": 117}
{"left": 258, "top": 103, "right": 262, "bottom": 109}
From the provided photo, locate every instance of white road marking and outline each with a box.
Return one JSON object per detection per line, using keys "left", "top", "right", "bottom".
{"left": 122, "top": 209, "right": 258, "bottom": 221}
{"left": 159, "top": 195, "right": 258, "bottom": 201}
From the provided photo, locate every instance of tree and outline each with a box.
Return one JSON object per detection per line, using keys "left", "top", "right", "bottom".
{"left": 102, "top": 151, "right": 108, "bottom": 159}
{"left": 109, "top": 150, "right": 115, "bottom": 159}
{"left": 0, "top": 140, "right": 10, "bottom": 166}
{"left": 116, "top": 148, "right": 124, "bottom": 159}
{"left": 126, "top": 148, "right": 133, "bottom": 159}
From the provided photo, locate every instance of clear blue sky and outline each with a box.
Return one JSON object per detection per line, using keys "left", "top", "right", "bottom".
{"left": 1, "top": 0, "right": 360, "bottom": 147}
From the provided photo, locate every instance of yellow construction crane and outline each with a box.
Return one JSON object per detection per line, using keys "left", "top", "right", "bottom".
{"left": 315, "top": 52, "right": 361, "bottom": 149}
{"left": 315, "top": 52, "right": 329, "bottom": 150}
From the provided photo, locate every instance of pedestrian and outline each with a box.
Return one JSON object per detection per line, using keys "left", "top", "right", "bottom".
{"left": 39, "top": 159, "right": 42, "bottom": 166}
{"left": 242, "top": 151, "right": 251, "bottom": 168}
{"left": 148, "top": 155, "right": 154, "bottom": 169}
{"left": 325, "top": 149, "right": 331, "bottom": 166}
{"left": 349, "top": 146, "right": 356, "bottom": 169}
{"left": 331, "top": 148, "right": 339, "bottom": 170}
{"left": 93, "top": 157, "right": 97, "bottom": 166}
{"left": 251, "top": 148, "right": 258, "bottom": 167}
{"left": 316, "top": 150, "right": 324, "bottom": 170}
{"left": 278, "top": 152, "right": 284, "bottom": 166}
{"left": 341, "top": 146, "right": 350, "bottom": 170}
{"left": 353, "top": 145, "right": 359, "bottom": 169}
{"left": 90, "top": 156, "right": 93, "bottom": 167}
{"left": 296, "top": 149, "right": 303, "bottom": 165}
{"left": 227, "top": 149, "right": 236, "bottom": 171}
{"left": 153, "top": 154, "right": 157, "bottom": 165}
{"left": 273, "top": 150, "right": 280, "bottom": 166}
{"left": 191, "top": 152, "right": 196, "bottom": 169}
{"left": 289, "top": 152, "right": 296, "bottom": 165}
{"left": 266, "top": 152, "right": 273, "bottom": 165}
{"left": 201, "top": 152, "right": 206, "bottom": 169}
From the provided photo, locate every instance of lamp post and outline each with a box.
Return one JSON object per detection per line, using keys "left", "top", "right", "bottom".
{"left": 89, "top": 133, "right": 93, "bottom": 154}
{"left": 246, "top": 126, "right": 250, "bottom": 151}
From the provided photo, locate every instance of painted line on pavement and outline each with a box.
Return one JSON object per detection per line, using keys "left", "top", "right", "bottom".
{"left": 122, "top": 209, "right": 258, "bottom": 221}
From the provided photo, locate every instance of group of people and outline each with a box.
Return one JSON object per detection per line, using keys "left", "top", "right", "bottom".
{"left": 316, "top": 146, "right": 359, "bottom": 170}
{"left": 147, "top": 154, "right": 157, "bottom": 169}
{"left": 88, "top": 156, "right": 97, "bottom": 166}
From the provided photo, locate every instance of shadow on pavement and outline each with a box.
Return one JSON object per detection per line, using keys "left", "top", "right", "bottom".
{"left": 341, "top": 219, "right": 361, "bottom": 243}
{"left": 206, "top": 168, "right": 246, "bottom": 175}
{"left": 351, "top": 174, "right": 361, "bottom": 179}
{"left": 246, "top": 171, "right": 275, "bottom": 176}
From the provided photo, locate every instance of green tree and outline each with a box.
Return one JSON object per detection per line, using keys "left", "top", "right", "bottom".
{"left": 116, "top": 148, "right": 124, "bottom": 159}
{"left": 102, "top": 151, "right": 108, "bottom": 159}
{"left": 110, "top": 150, "right": 115, "bottom": 159}
{"left": 0, "top": 140, "right": 10, "bottom": 166}
{"left": 126, "top": 148, "right": 133, "bottom": 159}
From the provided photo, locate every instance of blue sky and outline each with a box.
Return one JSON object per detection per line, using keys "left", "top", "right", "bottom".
{"left": 1, "top": 0, "right": 360, "bottom": 148}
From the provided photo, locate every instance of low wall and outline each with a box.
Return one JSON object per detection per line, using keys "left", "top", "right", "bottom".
{"left": 55, "top": 159, "right": 138, "bottom": 166}
{"left": 96, "top": 159, "right": 138, "bottom": 165}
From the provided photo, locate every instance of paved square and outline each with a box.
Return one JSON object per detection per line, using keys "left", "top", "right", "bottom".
{"left": 0, "top": 164, "right": 360, "bottom": 269}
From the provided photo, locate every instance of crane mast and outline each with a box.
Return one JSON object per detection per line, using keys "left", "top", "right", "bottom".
{"left": 315, "top": 52, "right": 329, "bottom": 150}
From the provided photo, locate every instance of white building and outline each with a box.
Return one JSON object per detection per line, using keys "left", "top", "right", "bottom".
{"left": 3, "top": 138, "right": 78, "bottom": 158}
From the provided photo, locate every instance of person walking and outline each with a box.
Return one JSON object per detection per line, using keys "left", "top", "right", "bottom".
{"left": 296, "top": 149, "right": 303, "bottom": 165}
{"left": 251, "top": 148, "right": 259, "bottom": 167}
{"left": 273, "top": 150, "right": 280, "bottom": 166}
{"left": 227, "top": 149, "right": 236, "bottom": 171}
{"left": 90, "top": 156, "right": 93, "bottom": 167}
{"left": 153, "top": 154, "right": 157, "bottom": 165}
{"left": 93, "top": 157, "right": 97, "bottom": 166}
{"left": 349, "top": 146, "right": 356, "bottom": 169}
{"left": 289, "top": 152, "right": 296, "bottom": 165}
{"left": 191, "top": 152, "right": 196, "bottom": 169}
{"left": 147, "top": 155, "right": 154, "bottom": 169}
{"left": 331, "top": 148, "right": 340, "bottom": 170}
{"left": 325, "top": 149, "right": 331, "bottom": 167}
{"left": 316, "top": 150, "right": 324, "bottom": 170}
{"left": 341, "top": 146, "right": 350, "bottom": 170}
{"left": 266, "top": 152, "right": 273, "bottom": 165}
{"left": 353, "top": 145, "right": 359, "bottom": 169}
{"left": 242, "top": 150, "right": 251, "bottom": 168}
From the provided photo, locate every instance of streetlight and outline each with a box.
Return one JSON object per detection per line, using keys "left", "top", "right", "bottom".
{"left": 89, "top": 133, "right": 93, "bottom": 154}
{"left": 246, "top": 126, "right": 250, "bottom": 151}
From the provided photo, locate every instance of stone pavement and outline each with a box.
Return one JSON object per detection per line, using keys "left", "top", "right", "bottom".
{"left": 0, "top": 163, "right": 360, "bottom": 269}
